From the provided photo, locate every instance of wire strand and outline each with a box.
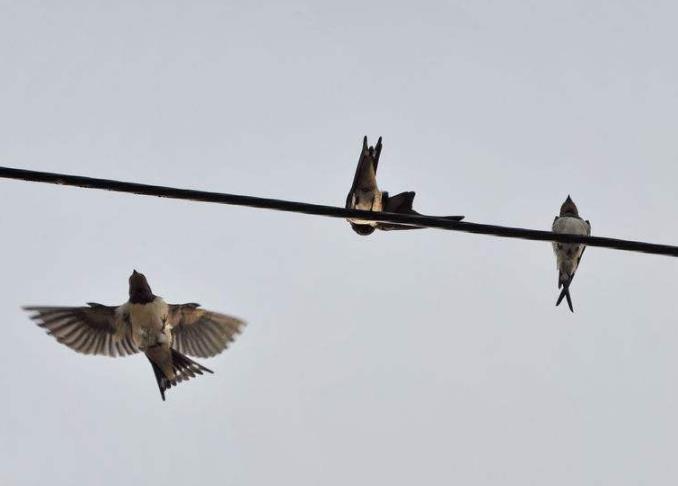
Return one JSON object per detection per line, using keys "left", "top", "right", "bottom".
{"left": 1, "top": 165, "right": 677, "bottom": 257}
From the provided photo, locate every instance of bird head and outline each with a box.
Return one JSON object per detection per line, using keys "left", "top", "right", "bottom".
{"left": 129, "top": 270, "right": 154, "bottom": 303}
{"left": 349, "top": 222, "right": 376, "bottom": 236}
{"left": 559, "top": 195, "right": 579, "bottom": 217}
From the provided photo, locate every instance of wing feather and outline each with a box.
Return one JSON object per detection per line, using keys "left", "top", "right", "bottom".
{"left": 24, "top": 304, "right": 138, "bottom": 357}
{"left": 169, "top": 304, "right": 246, "bottom": 358}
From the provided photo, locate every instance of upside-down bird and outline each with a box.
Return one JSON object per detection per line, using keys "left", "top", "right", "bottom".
{"left": 552, "top": 196, "right": 591, "bottom": 312}
{"left": 24, "top": 270, "right": 246, "bottom": 400}
{"left": 345, "top": 136, "right": 464, "bottom": 235}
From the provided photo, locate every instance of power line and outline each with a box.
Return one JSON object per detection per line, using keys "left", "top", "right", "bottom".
{"left": 1, "top": 165, "right": 677, "bottom": 257}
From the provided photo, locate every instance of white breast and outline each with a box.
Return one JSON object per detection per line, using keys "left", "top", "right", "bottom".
{"left": 552, "top": 216, "right": 590, "bottom": 275}
{"left": 552, "top": 216, "right": 589, "bottom": 236}
{"left": 128, "top": 297, "right": 169, "bottom": 332}
{"left": 348, "top": 189, "right": 383, "bottom": 225}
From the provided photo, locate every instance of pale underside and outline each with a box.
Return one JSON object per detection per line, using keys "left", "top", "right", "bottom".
{"left": 552, "top": 216, "right": 591, "bottom": 278}
{"left": 348, "top": 188, "right": 383, "bottom": 226}
{"left": 24, "top": 298, "right": 246, "bottom": 359}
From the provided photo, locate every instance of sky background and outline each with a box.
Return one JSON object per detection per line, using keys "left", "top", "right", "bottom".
{"left": 2, "top": 1, "right": 678, "bottom": 484}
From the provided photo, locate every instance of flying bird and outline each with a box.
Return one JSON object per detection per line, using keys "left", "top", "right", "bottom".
{"left": 345, "top": 136, "right": 464, "bottom": 235}
{"left": 24, "top": 270, "right": 245, "bottom": 400}
{"left": 551, "top": 196, "right": 591, "bottom": 312}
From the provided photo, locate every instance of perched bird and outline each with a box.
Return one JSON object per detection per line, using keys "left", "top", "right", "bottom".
{"left": 345, "top": 136, "right": 464, "bottom": 235}
{"left": 24, "top": 270, "right": 245, "bottom": 400}
{"left": 551, "top": 196, "right": 591, "bottom": 312}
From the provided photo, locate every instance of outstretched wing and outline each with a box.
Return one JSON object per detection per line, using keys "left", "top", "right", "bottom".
{"left": 168, "top": 303, "right": 246, "bottom": 358}
{"left": 23, "top": 303, "right": 137, "bottom": 357}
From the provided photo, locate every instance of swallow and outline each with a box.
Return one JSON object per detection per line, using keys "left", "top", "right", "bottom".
{"left": 24, "top": 270, "right": 246, "bottom": 400}
{"left": 345, "top": 136, "right": 464, "bottom": 235}
{"left": 551, "top": 196, "right": 591, "bottom": 312}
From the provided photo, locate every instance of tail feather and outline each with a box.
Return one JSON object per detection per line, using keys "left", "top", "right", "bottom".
{"left": 555, "top": 276, "right": 575, "bottom": 313}
{"left": 565, "top": 289, "right": 573, "bottom": 312}
{"left": 555, "top": 287, "right": 574, "bottom": 312}
{"left": 149, "top": 360, "right": 167, "bottom": 401}
{"left": 148, "top": 349, "right": 213, "bottom": 401}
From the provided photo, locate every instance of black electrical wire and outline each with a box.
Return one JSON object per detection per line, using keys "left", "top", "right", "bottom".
{"left": 1, "top": 165, "right": 677, "bottom": 257}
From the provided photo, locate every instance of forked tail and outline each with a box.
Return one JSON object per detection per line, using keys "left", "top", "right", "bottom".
{"left": 556, "top": 274, "right": 574, "bottom": 313}
{"left": 148, "top": 349, "right": 213, "bottom": 401}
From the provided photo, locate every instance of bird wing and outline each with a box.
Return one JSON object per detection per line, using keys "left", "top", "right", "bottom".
{"left": 383, "top": 191, "right": 416, "bottom": 213}
{"left": 24, "top": 303, "right": 137, "bottom": 357}
{"left": 574, "top": 220, "right": 592, "bottom": 270}
{"left": 168, "top": 303, "right": 246, "bottom": 358}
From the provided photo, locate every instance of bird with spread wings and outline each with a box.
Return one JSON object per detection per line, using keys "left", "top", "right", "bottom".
{"left": 24, "top": 270, "right": 245, "bottom": 400}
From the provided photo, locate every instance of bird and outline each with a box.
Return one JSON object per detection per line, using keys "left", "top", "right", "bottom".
{"left": 23, "top": 270, "right": 246, "bottom": 400}
{"left": 345, "top": 136, "right": 464, "bottom": 235}
{"left": 551, "top": 196, "right": 591, "bottom": 312}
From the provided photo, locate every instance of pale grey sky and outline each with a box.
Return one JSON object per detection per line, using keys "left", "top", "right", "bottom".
{"left": 2, "top": 1, "right": 678, "bottom": 485}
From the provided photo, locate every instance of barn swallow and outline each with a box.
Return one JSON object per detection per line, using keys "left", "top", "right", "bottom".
{"left": 345, "top": 136, "right": 464, "bottom": 235}
{"left": 24, "top": 270, "right": 246, "bottom": 400}
{"left": 551, "top": 196, "right": 591, "bottom": 312}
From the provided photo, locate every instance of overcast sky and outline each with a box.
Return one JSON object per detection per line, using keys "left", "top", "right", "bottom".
{"left": 2, "top": 1, "right": 678, "bottom": 485}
